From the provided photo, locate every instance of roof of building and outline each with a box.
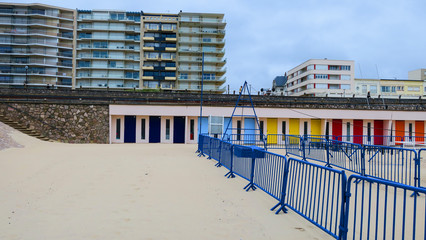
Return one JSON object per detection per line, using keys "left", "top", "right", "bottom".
{"left": 273, "top": 76, "right": 287, "bottom": 87}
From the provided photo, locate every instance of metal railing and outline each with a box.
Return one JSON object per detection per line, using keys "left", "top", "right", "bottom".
{"left": 198, "top": 134, "right": 426, "bottom": 239}
{"left": 341, "top": 175, "right": 426, "bottom": 239}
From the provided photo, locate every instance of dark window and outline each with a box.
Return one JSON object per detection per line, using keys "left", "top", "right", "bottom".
{"left": 282, "top": 121, "right": 286, "bottom": 135}
{"left": 409, "top": 123, "right": 413, "bottom": 140}
{"left": 304, "top": 121, "right": 308, "bottom": 136}
{"left": 367, "top": 122, "right": 371, "bottom": 142}
{"left": 116, "top": 118, "right": 121, "bottom": 139}
{"left": 260, "top": 121, "right": 264, "bottom": 140}
{"left": 166, "top": 119, "right": 170, "bottom": 140}
{"left": 346, "top": 122, "right": 351, "bottom": 141}
{"left": 325, "top": 122, "right": 330, "bottom": 140}
{"left": 237, "top": 120, "right": 241, "bottom": 141}
{"left": 141, "top": 118, "right": 146, "bottom": 140}
{"left": 190, "top": 119, "right": 195, "bottom": 140}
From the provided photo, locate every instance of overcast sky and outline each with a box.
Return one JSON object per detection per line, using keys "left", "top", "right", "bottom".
{"left": 16, "top": 0, "right": 426, "bottom": 92}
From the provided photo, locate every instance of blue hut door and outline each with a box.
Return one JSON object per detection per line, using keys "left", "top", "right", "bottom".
{"left": 149, "top": 116, "right": 161, "bottom": 143}
{"left": 124, "top": 115, "right": 136, "bottom": 143}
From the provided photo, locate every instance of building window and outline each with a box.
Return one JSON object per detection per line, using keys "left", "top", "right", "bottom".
{"left": 362, "top": 85, "right": 367, "bottom": 94}
{"left": 316, "top": 65, "right": 328, "bottom": 70}
{"left": 303, "top": 121, "right": 308, "bottom": 136}
{"left": 203, "top": 73, "right": 215, "bottom": 80}
{"left": 329, "top": 65, "right": 340, "bottom": 71}
{"left": 340, "top": 75, "right": 351, "bottom": 80}
{"left": 179, "top": 73, "right": 188, "bottom": 79}
{"left": 346, "top": 122, "right": 350, "bottom": 141}
{"left": 340, "top": 65, "right": 351, "bottom": 71}
{"left": 409, "top": 123, "right": 413, "bottom": 140}
{"left": 190, "top": 119, "right": 195, "bottom": 140}
{"left": 141, "top": 118, "right": 146, "bottom": 140}
{"left": 316, "top": 83, "right": 328, "bottom": 89}
{"left": 315, "top": 74, "right": 328, "bottom": 79}
{"left": 116, "top": 118, "right": 121, "bottom": 139}
{"left": 367, "top": 122, "right": 371, "bottom": 142}
{"left": 341, "top": 84, "right": 350, "bottom": 90}
{"left": 282, "top": 121, "right": 286, "bottom": 135}
{"left": 166, "top": 119, "right": 170, "bottom": 140}
{"left": 260, "top": 121, "right": 264, "bottom": 140}
{"left": 325, "top": 122, "right": 329, "bottom": 140}
{"left": 370, "top": 85, "right": 377, "bottom": 93}
{"left": 408, "top": 86, "right": 420, "bottom": 92}
{"left": 237, "top": 120, "right": 241, "bottom": 141}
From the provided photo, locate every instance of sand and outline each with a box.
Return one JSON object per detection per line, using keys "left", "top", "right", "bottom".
{"left": 0, "top": 123, "right": 331, "bottom": 240}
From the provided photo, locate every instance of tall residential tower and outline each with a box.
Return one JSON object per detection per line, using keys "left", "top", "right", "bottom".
{"left": 0, "top": 3, "right": 227, "bottom": 93}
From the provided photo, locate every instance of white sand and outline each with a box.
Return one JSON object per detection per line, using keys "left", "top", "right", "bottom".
{"left": 0, "top": 125, "right": 331, "bottom": 240}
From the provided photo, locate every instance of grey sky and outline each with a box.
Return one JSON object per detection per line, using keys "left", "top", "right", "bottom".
{"left": 15, "top": 0, "right": 426, "bottom": 92}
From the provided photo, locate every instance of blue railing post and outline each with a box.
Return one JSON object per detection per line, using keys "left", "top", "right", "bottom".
{"left": 243, "top": 148, "right": 257, "bottom": 191}
{"left": 197, "top": 134, "right": 205, "bottom": 157}
{"left": 302, "top": 136, "right": 306, "bottom": 161}
{"left": 224, "top": 144, "right": 235, "bottom": 178}
{"left": 360, "top": 145, "right": 366, "bottom": 176}
{"left": 271, "top": 155, "right": 289, "bottom": 214}
{"left": 338, "top": 170, "right": 348, "bottom": 240}
{"left": 215, "top": 140, "right": 222, "bottom": 167}
{"left": 326, "top": 139, "right": 331, "bottom": 167}
{"left": 207, "top": 137, "right": 212, "bottom": 159}
{"left": 417, "top": 151, "right": 422, "bottom": 188}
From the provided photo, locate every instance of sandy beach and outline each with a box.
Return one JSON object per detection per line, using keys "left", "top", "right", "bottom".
{"left": 0, "top": 122, "right": 331, "bottom": 240}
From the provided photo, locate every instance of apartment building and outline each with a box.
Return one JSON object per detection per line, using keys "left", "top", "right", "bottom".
{"left": 0, "top": 3, "right": 74, "bottom": 87}
{"left": 75, "top": 10, "right": 141, "bottom": 88}
{"left": 0, "top": 3, "right": 226, "bottom": 92}
{"left": 408, "top": 68, "right": 426, "bottom": 80}
{"left": 177, "top": 12, "right": 226, "bottom": 92}
{"left": 141, "top": 13, "right": 178, "bottom": 89}
{"left": 286, "top": 59, "right": 355, "bottom": 97}
{"left": 354, "top": 78, "right": 424, "bottom": 98}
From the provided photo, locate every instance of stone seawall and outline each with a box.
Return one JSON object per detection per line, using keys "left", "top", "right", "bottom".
{"left": 0, "top": 102, "right": 109, "bottom": 143}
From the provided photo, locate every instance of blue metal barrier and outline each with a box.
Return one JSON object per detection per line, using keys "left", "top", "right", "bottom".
{"left": 252, "top": 149, "right": 287, "bottom": 201}
{"left": 416, "top": 148, "right": 425, "bottom": 187}
{"left": 265, "top": 134, "right": 287, "bottom": 149}
{"left": 219, "top": 141, "right": 233, "bottom": 170}
{"left": 232, "top": 144, "right": 254, "bottom": 182}
{"left": 198, "top": 136, "right": 426, "bottom": 240}
{"left": 363, "top": 144, "right": 418, "bottom": 187}
{"left": 275, "top": 157, "right": 347, "bottom": 239}
{"left": 222, "top": 133, "right": 266, "bottom": 148}
{"left": 327, "top": 139, "right": 364, "bottom": 175}
{"left": 208, "top": 137, "right": 221, "bottom": 161}
{"left": 304, "top": 136, "right": 328, "bottom": 162}
{"left": 341, "top": 175, "right": 426, "bottom": 240}
{"left": 285, "top": 135, "right": 303, "bottom": 158}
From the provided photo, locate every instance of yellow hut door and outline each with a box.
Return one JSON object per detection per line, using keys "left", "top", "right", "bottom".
{"left": 267, "top": 118, "right": 278, "bottom": 144}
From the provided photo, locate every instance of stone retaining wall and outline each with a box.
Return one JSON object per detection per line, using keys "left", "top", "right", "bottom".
{"left": 0, "top": 102, "right": 109, "bottom": 143}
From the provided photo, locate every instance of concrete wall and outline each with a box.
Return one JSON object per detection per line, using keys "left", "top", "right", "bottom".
{"left": 0, "top": 102, "right": 109, "bottom": 143}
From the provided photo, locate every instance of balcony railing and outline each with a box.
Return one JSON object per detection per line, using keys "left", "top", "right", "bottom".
{"left": 180, "top": 18, "right": 225, "bottom": 24}
{"left": 178, "top": 28, "right": 225, "bottom": 35}
{"left": 0, "top": 10, "right": 74, "bottom": 20}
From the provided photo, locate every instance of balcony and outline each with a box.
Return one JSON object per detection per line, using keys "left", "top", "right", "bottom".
{"left": 178, "top": 28, "right": 225, "bottom": 35}
{"left": 143, "top": 36, "right": 155, "bottom": 41}
{"left": 180, "top": 18, "right": 225, "bottom": 25}
{"left": 0, "top": 10, "right": 74, "bottom": 21}
{"left": 178, "top": 66, "right": 201, "bottom": 72}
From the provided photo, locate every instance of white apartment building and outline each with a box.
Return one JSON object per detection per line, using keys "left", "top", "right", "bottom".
{"left": 286, "top": 59, "right": 355, "bottom": 97}
{"left": 0, "top": 3, "right": 227, "bottom": 93}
